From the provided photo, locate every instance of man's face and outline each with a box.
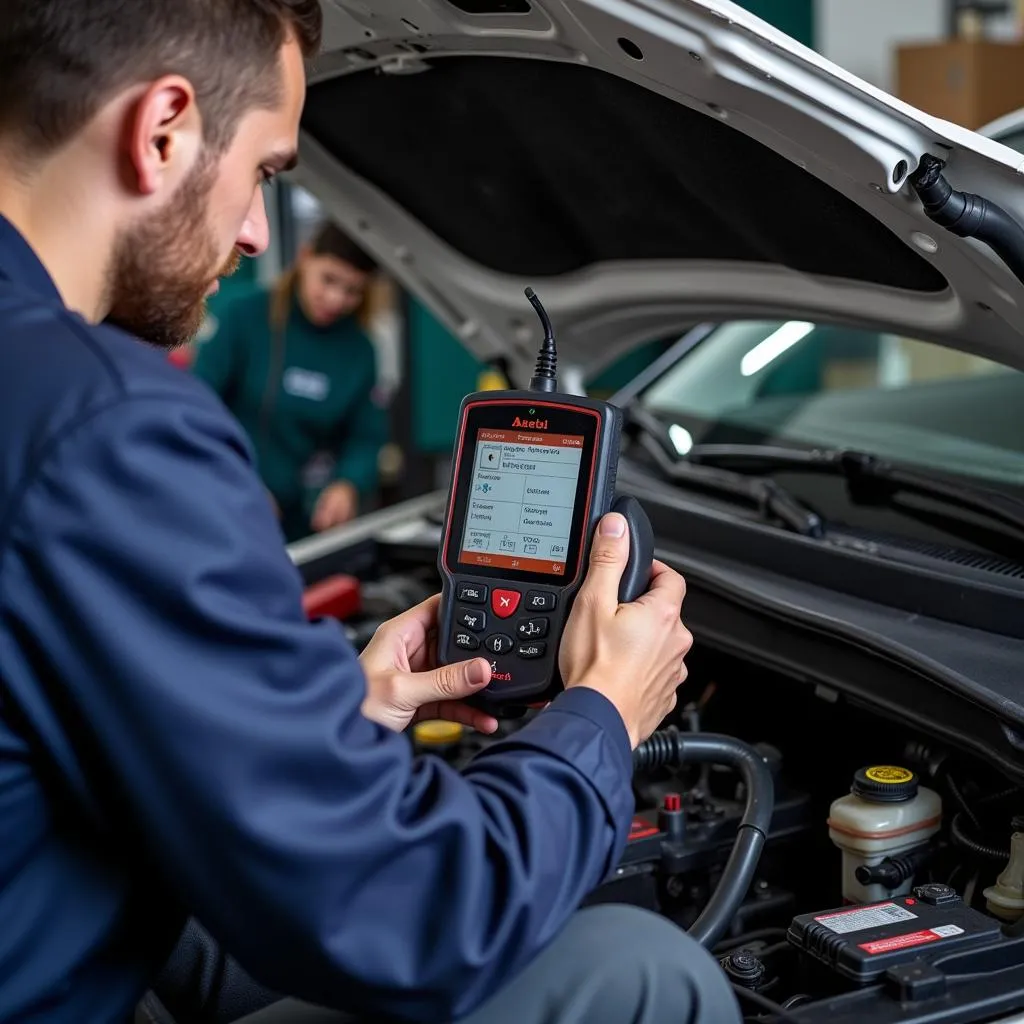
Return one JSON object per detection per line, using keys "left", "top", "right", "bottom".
{"left": 106, "top": 38, "right": 306, "bottom": 349}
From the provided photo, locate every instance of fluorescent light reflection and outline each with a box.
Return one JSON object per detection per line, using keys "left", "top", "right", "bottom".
{"left": 668, "top": 423, "right": 693, "bottom": 455}
{"left": 740, "top": 321, "right": 815, "bottom": 377}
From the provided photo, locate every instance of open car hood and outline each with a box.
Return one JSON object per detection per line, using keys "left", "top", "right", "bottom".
{"left": 292, "top": 0, "right": 1024, "bottom": 382}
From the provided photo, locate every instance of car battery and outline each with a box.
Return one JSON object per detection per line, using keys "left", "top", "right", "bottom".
{"left": 788, "top": 885, "right": 1004, "bottom": 985}
{"left": 302, "top": 574, "right": 362, "bottom": 621}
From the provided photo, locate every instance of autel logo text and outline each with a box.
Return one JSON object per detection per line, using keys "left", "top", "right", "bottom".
{"left": 512, "top": 415, "right": 548, "bottom": 429}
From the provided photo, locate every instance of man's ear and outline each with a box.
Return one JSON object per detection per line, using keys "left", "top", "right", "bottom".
{"left": 127, "top": 76, "right": 202, "bottom": 197}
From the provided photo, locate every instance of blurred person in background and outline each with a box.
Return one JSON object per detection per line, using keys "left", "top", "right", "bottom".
{"left": 193, "top": 221, "right": 388, "bottom": 541}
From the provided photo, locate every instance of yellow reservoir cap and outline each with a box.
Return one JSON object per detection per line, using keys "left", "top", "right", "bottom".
{"left": 864, "top": 766, "right": 914, "bottom": 784}
{"left": 413, "top": 721, "right": 464, "bottom": 746}
{"left": 852, "top": 765, "right": 919, "bottom": 803}
{"left": 477, "top": 368, "right": 509, "bottom": 391}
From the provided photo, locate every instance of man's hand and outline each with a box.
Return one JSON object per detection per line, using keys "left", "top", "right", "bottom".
{"left": 359, "top": 594, "right": 500, "bottom": 735}
{"left": 559, "top": 512, "right": 692, "bottom": 749}
{"left": 311, "top": 481, "right": 358, "bottom": 532}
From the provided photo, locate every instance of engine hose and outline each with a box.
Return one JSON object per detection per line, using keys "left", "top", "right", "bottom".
{"left": 633, "top": 728, "right": 775, "bottom": 948}
{"left": 950, "top": 811, "right": 1009, "bottom": 863}
{"left": 633, "top": 725, "right": 687, "bottom": 771}
{"left": 781, "top": 994, "right": 814, "bottom": 1010}
{"left": 910, "top": 154, "right": 1024, "bottom": 285}
{"left": 944, "top": 772, "right": 982, "bottom": 833}
{"left": 634, "top": 728, "right": 774, "bottom": 836}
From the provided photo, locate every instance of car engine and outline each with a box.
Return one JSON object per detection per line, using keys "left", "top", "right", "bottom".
{"left": 305, "top": 556, "right": 1024, "bottom": 1023}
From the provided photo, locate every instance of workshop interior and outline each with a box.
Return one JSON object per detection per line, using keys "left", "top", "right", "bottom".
{"left": 163, "top": 0, "right": 1024, "bottom": 1021}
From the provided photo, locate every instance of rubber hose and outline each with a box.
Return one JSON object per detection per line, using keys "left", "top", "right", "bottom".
{"left": 633, "top": 725, "right": 686, "bottom": 771}
{"left": 912, "top": 155, "right": 1024, "bottom": 284}
{"left": 950, "top": 812, "right": 1009, "bottom": 863}
{"left": 781, "top": 994, "right": 814, "bottom": 1010}
{"left": 634, "top": 728, "right": 774, "bottom": 835}
{"left": 944, "top": 772, "right": 982, "bottom": 832}
{"left": 633, "top": 728, "right": 775, "bottom": 948}
{"left": 688, "top": 829, "right": 766, "bottom": 949}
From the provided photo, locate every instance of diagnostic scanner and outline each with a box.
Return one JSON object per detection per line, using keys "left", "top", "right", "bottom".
{"left": 437, "top": 288, "right": 654, "bottom": 712}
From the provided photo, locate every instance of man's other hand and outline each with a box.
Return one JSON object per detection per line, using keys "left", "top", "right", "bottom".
{"left": 559, "top": 512, "right": 692, "bottom": 749}
{"left": 359, "top": 595, "right": 499, "bottom": 734}
{"left": 311, "top": 481, "right": 358, "bottom": 532}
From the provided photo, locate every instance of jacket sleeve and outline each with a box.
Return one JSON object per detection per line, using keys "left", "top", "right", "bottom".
{"left": 2, "top": 390, "right": 634, "bottom": 1023}
{"left": 328, "top": 337, "right": 387, "bottom": 500}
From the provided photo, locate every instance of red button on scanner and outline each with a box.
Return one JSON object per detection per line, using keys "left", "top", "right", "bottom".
{"left": 492, "top": 589, "right": 521, "bottom": 618}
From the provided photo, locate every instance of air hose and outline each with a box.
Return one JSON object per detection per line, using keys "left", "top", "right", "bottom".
{"left": 951, "top": 812, "right": 1011, "bottom": 863}
{"left": 947, "top": 786, "right": 1018, "bottom": 863}
{"left": 633, "top": 727, "right": 775, "bottom": 949}
{"left": 910, "top": 154, "right": 1024, "bottom": 285}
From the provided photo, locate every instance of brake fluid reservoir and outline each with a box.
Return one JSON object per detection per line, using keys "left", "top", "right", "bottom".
{"left": 828, "top": 766, "right": 942, "bottom": 904}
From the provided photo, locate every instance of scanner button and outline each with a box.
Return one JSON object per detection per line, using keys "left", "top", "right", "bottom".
{"left": 457, "top": 583, "right": 487, "bottom": 604}
{"left": 492, "top": 589, "right": 521, "bottom": 618}
{"left": 485, "top": 634, "right": 514, "bottom": 655}
{"left": 516, "top": 642, "right": 547, "bottom": 659}
{"left": 458, "top": 609, "right": 487, "bottom": 633}
{"left": 516, "top": 618, "right": 549, "bottom": 640}
{"left": 525, "top": 591, "right": 556, "bottom": 611}
{"left": 454, "top": 631, "right": 480, "bottom": 651}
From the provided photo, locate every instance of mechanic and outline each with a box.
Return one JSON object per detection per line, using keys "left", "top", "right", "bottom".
{"left": 0, "top": 3, "right": 740, "bottom": 1024}
{"left": 192, "top": 221, "right": 388, "bottom": 541}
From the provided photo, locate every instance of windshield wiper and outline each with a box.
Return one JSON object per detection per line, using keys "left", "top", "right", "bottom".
{"left": 686, "top": 443, "right": 1024, "bottom": 541}
{"left": 621, "top": 406, "right": 824, "bottom": 537}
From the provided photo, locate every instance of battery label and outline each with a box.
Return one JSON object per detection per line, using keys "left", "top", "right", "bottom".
{"left": 858, "top": 925, "right": 965, "bottom": 955}
{"left": 627, "top": 818, "right": 659, "bottom": 841}
{"left": 815, "top": 903, "right": 918, "bottom": 934}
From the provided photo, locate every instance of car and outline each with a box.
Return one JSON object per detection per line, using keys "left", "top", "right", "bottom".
{"left": 284, "top": 1, "right": 1024, "bottom": 1020}
{"left": 979, "top": 105, "right": 1024, "bottom": 155}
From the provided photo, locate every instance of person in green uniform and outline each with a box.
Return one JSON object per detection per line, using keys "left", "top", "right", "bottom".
{"left": 193, "top": 222, "right": 388, "bottom": 542}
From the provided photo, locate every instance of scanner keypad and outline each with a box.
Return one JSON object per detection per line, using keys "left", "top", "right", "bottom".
{"left": 451, "top": 583, "right": 563, "bottom": 690}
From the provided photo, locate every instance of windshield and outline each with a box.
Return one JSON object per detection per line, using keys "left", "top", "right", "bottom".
{"left": 638, "top": 321, "right": 1024, "bottom": 490}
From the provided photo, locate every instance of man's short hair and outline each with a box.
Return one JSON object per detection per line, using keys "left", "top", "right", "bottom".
{"left": 0, "top": 0, "right": 322, "bottom": 161}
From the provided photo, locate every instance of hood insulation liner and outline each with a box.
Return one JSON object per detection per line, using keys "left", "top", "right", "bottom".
{"left": 303, "top": 56, "right": 947, "bottom": 292}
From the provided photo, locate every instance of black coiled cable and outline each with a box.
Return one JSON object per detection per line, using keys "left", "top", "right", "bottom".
{"left": 945, "top": 785, "right": 1018, "bottom": 863}
{"left": 950, "top": 812, "right": 1010, "bottom": 863}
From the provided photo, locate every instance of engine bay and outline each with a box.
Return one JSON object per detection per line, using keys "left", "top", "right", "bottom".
{"left": 302, "top": 537, "right": 1024, "bottom": 1024}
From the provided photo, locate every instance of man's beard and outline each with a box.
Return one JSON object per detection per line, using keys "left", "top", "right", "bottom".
{"left": 105, "top": 158, "right": 240, "bottom": 350}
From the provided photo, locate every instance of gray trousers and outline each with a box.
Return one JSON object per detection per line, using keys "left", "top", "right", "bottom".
{"left": 141, "top": 906, "right": 740, "bottom": 1024}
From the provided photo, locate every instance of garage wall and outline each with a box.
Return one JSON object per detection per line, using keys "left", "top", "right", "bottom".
{"left": 736, "top": 0, "right": 813, "bottom": 46}
{"left": 815, "top": 0, "right": 1020, "bottom": 92}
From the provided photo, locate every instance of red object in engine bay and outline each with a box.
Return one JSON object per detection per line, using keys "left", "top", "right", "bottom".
{"left": 303, "top": 574, "right": 362, "bottom": 622}
{"left": 628, "top": 816, "right": 660, "bottom": 841}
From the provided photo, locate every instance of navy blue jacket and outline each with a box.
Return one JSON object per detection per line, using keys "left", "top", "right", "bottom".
{"left": 0, "top": 217, "right": 634, "bottom": 1024}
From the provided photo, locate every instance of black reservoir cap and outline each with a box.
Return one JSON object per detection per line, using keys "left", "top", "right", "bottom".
{"left": 852, "top": 765, "right": 919, "bottom": 803}
{"left": 720, "top": 950, "right": 765, "bottom": 990}
{"left": 913, "top": 884, "right": 962, "bottom": 908}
